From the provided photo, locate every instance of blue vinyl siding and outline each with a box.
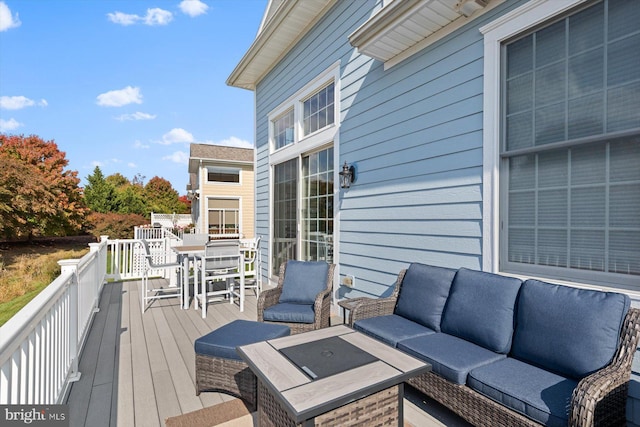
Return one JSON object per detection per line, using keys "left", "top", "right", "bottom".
{"left": 254, "top": 0, "right": 527, "bottom": 298}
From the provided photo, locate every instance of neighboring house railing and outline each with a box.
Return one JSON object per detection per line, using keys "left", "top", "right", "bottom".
{"left": 150, "top": 212, "right": 191, "bottom": 229}
{"left": 0, "top": 237, "right": 108, "bottom": 405}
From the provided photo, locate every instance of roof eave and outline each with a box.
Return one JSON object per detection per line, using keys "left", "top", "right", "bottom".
{"left": 226, "top": 0, "right": 337, "bottom": 91}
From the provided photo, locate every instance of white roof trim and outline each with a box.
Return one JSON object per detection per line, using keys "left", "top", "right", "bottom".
{"left": 349, "top": 0, "right": 505, "bottom": 70}
{"left": 227, "top": 0, "right": 337, "bottom": 91}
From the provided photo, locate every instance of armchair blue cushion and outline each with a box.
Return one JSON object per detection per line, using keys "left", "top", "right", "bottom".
{"left": 511, "top": 279, "right": 630, "bottom": 379}
{"left": 440, "top": 268, "right": 522, "bottom": 354}
{"left": 262, "top": 303, "right": 315, "bottom": 324}
{"left": 394, "top": 263, "right": 456, "bottom": 331}
{"left": 278, "top": 261, "right": 330, "bottom": 304}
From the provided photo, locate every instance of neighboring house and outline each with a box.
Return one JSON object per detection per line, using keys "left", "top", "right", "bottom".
{"left": 227, "top": 0, "right": 639, "bottom": 301}
{"left": 187, "top": 143, "right": 255, "bottom": 239}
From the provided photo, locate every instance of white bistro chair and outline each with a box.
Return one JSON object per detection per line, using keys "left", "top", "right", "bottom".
{"left": 198, "top": 240, "right": 244, "bottom": 318}
{"left": 236, "top": 236, "right": 262, "bottom": 297}
{"left": 139, "top": 239, "right": 183, "bottom": 312}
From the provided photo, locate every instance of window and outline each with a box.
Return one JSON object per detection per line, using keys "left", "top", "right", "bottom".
{"left": 498, "top": 0, "right": 640, "bottom": 287}
{"left": 208, "top": 198, "right": 239, "bottom": 236}
{"left": 274, "top": 109, "right": 294, "bottom": 150}
{"left": 268, "top": 63, "right": 340, "bottom": 276}
{"left": 303, "top": 83, "right": 334, "bottom": 136}
{"left": 207, "top": 167, "right": 240, "bottom": 183}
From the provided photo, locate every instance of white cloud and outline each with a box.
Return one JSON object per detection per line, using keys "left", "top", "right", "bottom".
{"left": 133, "top": 140, "right": 150, "bottom": 149}
{"left": 107, "top": 11, "right": 139, "bottom": 26}
{"left": 179, "top": 0, "right": 208, "bottom": 17}
{"left": 0, "top": 118, "right": 22, "bottom": 132}
{"left": 0, "top": 95, "right": 47, "bottom": 110}
{"left": 0, "top": 2, "right": 20, "bottom": 32}
{"left": 96, "top": 86, "right": 143, "bottom": 107}
{"left": 159, "top": 128, "right": 194, "bottom": 145}
{"left": 127, "top": 162, "right": 137, "bottom": 168}
{"left": 163, "top": 151, "right": 189, "bottom": 164}
{"left": 144, "top": 8, "right": 173, "bottom": 25}
{"left": 115, "top": 111, "right": 156, "bottom": 121}
{"left": 207, "top": 136, "right": 253, "bottom": 149}
{"left": 91, "top": 160, "right": 103, "bottom": 168}
{"left": 107, "top": 8, "right": 173, "bottom": 26}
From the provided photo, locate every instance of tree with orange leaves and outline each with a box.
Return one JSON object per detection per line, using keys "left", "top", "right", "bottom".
{"left": 0, "top": 134, "right": 87, "bottom": 240}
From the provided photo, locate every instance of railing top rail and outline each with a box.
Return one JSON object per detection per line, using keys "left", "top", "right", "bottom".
{"left": 0, "top": 270, "right": 74, "bottom": 362}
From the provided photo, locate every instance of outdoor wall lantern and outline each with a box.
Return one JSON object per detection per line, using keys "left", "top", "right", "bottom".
{"left": 339, "top": 161, "right": 356, "bottom": 189}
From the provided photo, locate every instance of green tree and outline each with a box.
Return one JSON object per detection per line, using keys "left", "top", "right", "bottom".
{"left": 114, "top": 185, "right": 147, "bottom": 215}
{"left": 0, "top": 134, "right": 87, "bottom": 239}
{"left": 84, "top": 166, "right": 116, "bottom": 213}
{"left": 144, "top": 176, "right": 184, "bottom": 214}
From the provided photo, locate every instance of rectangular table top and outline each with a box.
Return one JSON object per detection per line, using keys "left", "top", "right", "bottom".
{"left": 237, "top": 325, "right": 431, "bottom": 423}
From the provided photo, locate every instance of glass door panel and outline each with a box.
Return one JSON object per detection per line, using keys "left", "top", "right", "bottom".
{"left": 302, "top": 147, "right": 334, "bottom": 262}
{"left": 272, "top": 158, "right": 298, "bottom": 275}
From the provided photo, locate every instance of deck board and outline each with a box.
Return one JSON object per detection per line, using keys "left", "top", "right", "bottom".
{"left": 67, "top": 280, "right": 471, "bottom": 426}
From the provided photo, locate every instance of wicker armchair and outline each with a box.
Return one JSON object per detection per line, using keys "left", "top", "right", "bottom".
{"left": 349, "top": 268, "right": 640, "bottom": 427}
{"left": 257, "top": 261, "right": 335, "bottom": 335}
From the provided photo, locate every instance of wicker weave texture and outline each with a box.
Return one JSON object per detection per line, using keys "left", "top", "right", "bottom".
{"left": 257, "top": 262, "right": 335, "bottom": 335}
{"left": 195, "top": 353, "right": 257, "bottom": 408}
{"left": 257, "top": 380, "right": 400, "bottom": 427}
{"left": 351, "top": 268, "right": 640, "bottom": 427}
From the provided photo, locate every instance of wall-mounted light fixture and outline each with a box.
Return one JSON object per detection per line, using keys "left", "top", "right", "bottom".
{"left": 339, "top": 161, "right": 356, "bottom": 189}
{"left": 455, "top": 0, "right": 487, "bottom": 17}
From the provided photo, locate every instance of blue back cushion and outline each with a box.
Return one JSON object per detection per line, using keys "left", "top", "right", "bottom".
{"left": 394, "top": 263, "right": 457, "bottom": 331}
{"left": 512, "top": 279, "right": 630, "bottom": 379}
{"left": 441, "top": 268, "right": 522, "bottom": 354}
{"left": 278, "top": 261, "right": 329, "bottom": 304}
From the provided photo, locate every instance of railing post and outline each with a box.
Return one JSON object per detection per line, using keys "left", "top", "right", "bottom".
{"left": 58, "top": 260, "right": 81, "bottom": 383}
{"left": 89, "top": 241, "right": 102, "bottom": 313}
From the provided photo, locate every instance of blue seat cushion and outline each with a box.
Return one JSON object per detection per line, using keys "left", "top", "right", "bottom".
{"left": 397, "top": 333, "right": 505, "bottom": 385}
{"left": 353, "top": 314, "right": 435, "bottom": 347}
{"left": 263, "top": 303, "right": 315, "bottom": 324}
{"left": 279, "top": 261, "right": 329, "bottom": 304}
{"left": 394, "top": 263, "right": 457, "bottom": 332}
{"left": 512, "top": 279, "right": 630, "bottom": 379}
{"left": 194, "top": 319, "right": 290, "bottom": 360}
{"left": 468, "top": 358, "right": 578, "bottom": 427}
{"left": 440, "top": 268, "right": 521, "bottom": 354}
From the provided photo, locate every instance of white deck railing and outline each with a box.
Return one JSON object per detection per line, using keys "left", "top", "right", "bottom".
{"left": 0, "top": 236, "right": 109, "bottom": 405}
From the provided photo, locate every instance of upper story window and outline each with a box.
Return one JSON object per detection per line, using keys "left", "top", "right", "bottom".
{"left": 269, "top": 62, "right": 339, "bottom": 156}
{"left": 207, "top": 167, "right": 240, "bottom": 183}
{"left": 303, "top": 83, "right": 334, "bottom": 136}
{"left": 274, "top": 109, "right": 294, "bottom": 150}
{"left": 499, "top": 0, "right": 640, "bottom": 288}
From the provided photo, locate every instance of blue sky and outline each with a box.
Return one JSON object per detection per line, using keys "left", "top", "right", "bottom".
{"left": 0, "top": 0, "right": 266, "bottom": 194}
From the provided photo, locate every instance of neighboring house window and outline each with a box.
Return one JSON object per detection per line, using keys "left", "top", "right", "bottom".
{"left": 268, "top": 62, "right": 340, "bottom": 276}
{"left": 207, "top": 167, "right": 240, "bottom": 183}
{"left": 208, "top": 198, "right": 240, "bottom": 236}
{"left": 303, "top": 83, "right": 334, "bottom": 136}
{"left": 495, "top": 0, "right": 639, "bottom": 287}
{"left": 274, "top": 109, "right": 294, "bottom": 150}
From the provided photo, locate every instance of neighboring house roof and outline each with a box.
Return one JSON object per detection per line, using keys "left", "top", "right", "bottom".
{"left": 188, "top": 143, "right": 254, "bottom": 175}
{"left": 227, "top": 0, "right": 503, "bottom": 89}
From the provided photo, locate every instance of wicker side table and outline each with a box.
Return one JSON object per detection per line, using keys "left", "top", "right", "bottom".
{"left": 194, "top": 319, "right": 290, "bottom": 408}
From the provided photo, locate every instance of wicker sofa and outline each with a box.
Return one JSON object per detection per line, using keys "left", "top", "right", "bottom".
{"left": 348, "top": 264, "right": 640, "bottom": 427}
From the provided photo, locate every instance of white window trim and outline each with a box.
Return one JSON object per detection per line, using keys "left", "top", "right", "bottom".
{"left": 480, "top": 0, "right": 589, "bottom": 273}
{"left": 268, "top": 61, "right": 340, "bottom": 166}
{"left": 267, "top": 61, "right": 341, "bottom": 281}
{"left": 205, "top": 166, "right": 242, "bottom": 185}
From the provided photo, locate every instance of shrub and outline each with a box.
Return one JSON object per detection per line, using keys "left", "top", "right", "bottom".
{"left": 86, "top": 212, "right": 146, "bottom": 240}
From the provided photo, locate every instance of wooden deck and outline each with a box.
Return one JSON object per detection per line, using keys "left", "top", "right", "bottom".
{"left": 66, "top": 279, "right": 470, "bottom": 427}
